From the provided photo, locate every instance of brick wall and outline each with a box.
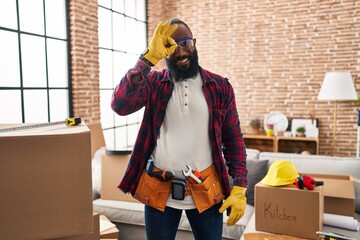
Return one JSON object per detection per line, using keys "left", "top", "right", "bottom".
{"left": 69, "top": 0, "right": 101, "bottom": 124}
{"left": 69, "top": 1, "right": 360, "bottom": 157}
{"left": 147, "top": 0, "right": 360, "bottom": 157}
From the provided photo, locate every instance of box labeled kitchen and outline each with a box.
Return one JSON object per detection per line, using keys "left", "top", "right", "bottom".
{"left": 255, "top": 183, "right": 324, "bottom": 240}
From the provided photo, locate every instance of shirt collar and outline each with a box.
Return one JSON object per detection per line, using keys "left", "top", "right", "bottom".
{"left": 199, "top": 67, "right": 216, "bottom": 84}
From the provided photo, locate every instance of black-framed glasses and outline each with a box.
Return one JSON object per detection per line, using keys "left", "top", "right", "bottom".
{"left": 175, "top": 37, "right": 194, "bottom": 48}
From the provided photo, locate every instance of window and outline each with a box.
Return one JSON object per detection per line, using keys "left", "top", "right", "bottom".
{"left": 0, "top": 0, "right": 70, "bottom": 123}
{"left": 98, "top": 0, "right": 147, "bottom": 149}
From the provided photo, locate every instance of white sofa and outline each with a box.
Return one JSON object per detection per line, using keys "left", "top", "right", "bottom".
{"left": 92, "top": 149, "right": 360, "bottom": 240}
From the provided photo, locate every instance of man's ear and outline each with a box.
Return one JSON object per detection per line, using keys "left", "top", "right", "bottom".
{"left": 193, "top": 38, "right": 197, "bottom": 47}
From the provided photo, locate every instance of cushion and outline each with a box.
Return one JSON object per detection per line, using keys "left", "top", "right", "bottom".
{"left": 356, "top": 181, "right": 360, "bottom": 214}
{"left": 259, "top": 152, "right": 360, "bottom": 178}
{"left": 246, "top": 159, "right": 269, "bottom": 206}
{"left": 92, "top": 148, "right": 105, "bottom": 199}
{"left": 246, "top": 148, "right": 260, "bottom": 161}
{"left": 227, "top": 148, "right": 261, "bottom": 189}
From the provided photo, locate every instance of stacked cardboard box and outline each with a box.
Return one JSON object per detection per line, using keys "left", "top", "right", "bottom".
{"left": 88, "top": 123, "right": 136, "bottom": 203}
{"left": 0, "top": 123, "right": 93, "bottom": 239}
{"left": 306, "top": 173, "right": 356, "bottom": 216}
{"left": 88, "top": 123, "right": 106, "bottom": 159}
{"left": 100, "top": 214, "right": 120, "bottom": 239}
{"left": 55, "top": 213, "right": 100, "bottom": 240}
{"left": 101, "top": 150, "right": 138, "bottom": 203}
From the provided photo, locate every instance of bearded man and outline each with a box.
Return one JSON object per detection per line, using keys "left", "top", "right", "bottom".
{"left": 111, "top": 18, "right": 248, "bottom": 240}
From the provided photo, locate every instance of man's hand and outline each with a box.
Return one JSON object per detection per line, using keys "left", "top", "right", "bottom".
{"left": 142, "top": 20, "right": 178, "bottom": 66}
{"left": 219, "top": 186, "right": 247, "bottom": 226}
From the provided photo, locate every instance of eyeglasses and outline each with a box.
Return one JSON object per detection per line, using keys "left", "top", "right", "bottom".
{"left": 175, "top": 37, "right": 194, "bottom": 48}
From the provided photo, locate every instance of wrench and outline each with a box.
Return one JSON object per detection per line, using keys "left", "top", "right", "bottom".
{"left": 182, "top": 165, "right": 202, "bottom": 184}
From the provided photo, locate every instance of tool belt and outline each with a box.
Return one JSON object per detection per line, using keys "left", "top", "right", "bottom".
{"left": 134, "top": 164, "right": 225, "bottom": 213}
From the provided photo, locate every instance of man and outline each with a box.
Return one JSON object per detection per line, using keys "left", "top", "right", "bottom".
{"left": 111, "top": 19, "right": 248, "bottom": 240}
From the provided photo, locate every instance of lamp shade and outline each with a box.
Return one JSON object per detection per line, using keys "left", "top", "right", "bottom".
{"left": 318, "top": 72, "right": 357, "bottom": 100}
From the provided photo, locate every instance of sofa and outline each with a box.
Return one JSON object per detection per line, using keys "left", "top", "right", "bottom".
{"left": 92, "top": 148, "right": 360, "bottom": 240}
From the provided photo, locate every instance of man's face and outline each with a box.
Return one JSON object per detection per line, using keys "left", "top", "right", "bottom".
{"left": 166, "top": 23, "right": 199, "bottom": 82}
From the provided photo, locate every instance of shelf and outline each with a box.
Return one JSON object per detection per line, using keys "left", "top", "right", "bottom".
{"left": 243, "top": 135, "right": 275, "bottom": 152}
{"left": 243, "top": 134, "right": 319, "bottom": 154}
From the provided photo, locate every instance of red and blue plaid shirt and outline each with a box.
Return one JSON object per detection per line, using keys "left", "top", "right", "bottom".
{"left": 111, "top": 59, "right": 248, "bottom": 197}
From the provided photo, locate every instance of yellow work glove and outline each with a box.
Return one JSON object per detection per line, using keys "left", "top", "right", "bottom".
{"left": 219, "top": 186, "right": 247, "bottom": 226}
{"left": 142, "top": 20, "right": 178, "bottom": 66}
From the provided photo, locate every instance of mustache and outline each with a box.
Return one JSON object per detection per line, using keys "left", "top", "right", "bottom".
{"left": 175, "top": 55, "right": 189, "bottom": 61}
{"left": 166, "top": 49, "right": 199, "bottom": 82}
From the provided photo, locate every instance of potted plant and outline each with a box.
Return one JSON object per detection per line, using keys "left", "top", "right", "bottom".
{"left": 249, "top": 118, "right": 261, "bottom": 134}
{"left": 296, "top": 126, "right": 306, "bottom": 137}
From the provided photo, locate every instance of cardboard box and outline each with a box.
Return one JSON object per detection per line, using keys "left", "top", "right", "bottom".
{"left": 100, "top": 214, "right": 120, "bottom": 239}
{"left": 306, "top": 173, "right": 356, "bottom": 217}
{"left": 0, "top": 123, "right": 93, "bottom": 240}
{"left": 244, "top": 232, "right": 308, "bottom": 240}
{"left": 100, "top": 227, "right": 119, "bottom": 239}
{"left": 88, "top": 123, "right": 136, "bottom": 203}
{"left": 55, "top": 213, "right": 100, "bottom": 240}
{"left": 101, "top": 150, "right": 138, "bottom": 202}
{"left": 255, "top": 183, "right": 324, "bottom": 240}
{"left": 88, "top": 123, "right": 106, "bottom": 158}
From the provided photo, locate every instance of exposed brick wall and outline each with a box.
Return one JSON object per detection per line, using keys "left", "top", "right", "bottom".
{"left": 68, "top": 0, "right": 101, "bottom": 125}
{"left": 68, "top": 1, "right": 360, "bottom": 157}
{"left": 147, "top": 0, "right": 360, "bottom": 157}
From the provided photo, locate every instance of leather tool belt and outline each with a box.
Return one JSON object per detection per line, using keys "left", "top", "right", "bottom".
{"left": 134, "top": 164, "right": 225, "bottom": 213}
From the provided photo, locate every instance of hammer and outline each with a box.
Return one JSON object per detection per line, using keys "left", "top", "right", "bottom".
{"left": 182, "top": 165, "right": 202, "bottom": 184}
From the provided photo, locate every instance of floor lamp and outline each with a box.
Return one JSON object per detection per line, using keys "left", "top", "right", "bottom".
{"left": 318, "top": 72, "right": 357, "bottom": 156}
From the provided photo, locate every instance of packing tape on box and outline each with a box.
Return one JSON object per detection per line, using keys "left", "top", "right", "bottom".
{"left": 324, "top": 213, "right": 360, "bottom": 231}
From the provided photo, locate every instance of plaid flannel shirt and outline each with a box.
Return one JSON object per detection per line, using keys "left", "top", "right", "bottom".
{"left": 111, "top": 59, "right": 248, "bottom": 197}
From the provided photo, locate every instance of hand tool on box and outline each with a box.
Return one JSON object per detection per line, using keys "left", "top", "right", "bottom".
{"left": 294, "top": 175, "right": 324, "bottom": 190}
{"left": 182, "top": 165, "right": 202, "bottom": 184}
{"left": 0, "top": 117, "right": 82, "bottom": 133}
{"left": 64, "top": 117, "right": 82, "bottom": 126}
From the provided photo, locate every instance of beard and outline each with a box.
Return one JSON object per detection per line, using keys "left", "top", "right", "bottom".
{"left": 165, "top": 49, "right": 199, "bottom": 82}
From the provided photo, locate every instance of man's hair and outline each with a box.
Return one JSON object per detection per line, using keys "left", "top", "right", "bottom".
{"left": 170, "top": 18, "right": 192, "bottom": 34}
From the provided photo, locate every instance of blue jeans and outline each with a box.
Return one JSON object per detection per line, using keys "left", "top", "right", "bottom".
{"left": 145, "top": 203, "right": 223, "bottom": 240}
